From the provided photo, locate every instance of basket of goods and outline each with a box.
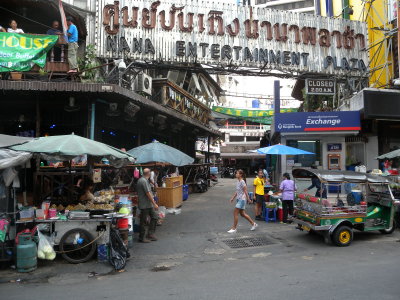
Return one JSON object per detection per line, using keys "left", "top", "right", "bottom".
{"left": 19, "top": 207, "right": 34, "bottom": 221}
{"left": 85, "top": 203, "right": 114, "bottom": 215}
{"left": 265, "top": 202, "right": 277, "bottom": 209}
{"left": 95, "top": 190, "right": 115, "bottom": 203}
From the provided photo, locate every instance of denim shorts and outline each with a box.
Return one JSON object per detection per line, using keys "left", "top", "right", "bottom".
{"left": 235, "top": 199, "right": 246, "bottom": 210}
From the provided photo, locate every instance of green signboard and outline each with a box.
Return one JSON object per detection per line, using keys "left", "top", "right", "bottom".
{"left": 0, "top": 32, "right": 58, "bottom": 72}
{"left": 212, "top": 106, "right": 298, "bottom": 125}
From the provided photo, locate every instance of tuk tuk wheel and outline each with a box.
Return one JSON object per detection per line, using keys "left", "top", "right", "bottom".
{"left": 379, "top": 220, "right": 396, "bottom": 234}
{"left": 332, "top": 226, "right": 353, "bottom": 247}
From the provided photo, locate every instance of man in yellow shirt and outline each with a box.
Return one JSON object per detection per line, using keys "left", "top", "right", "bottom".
{"left": 253, "top": 170, "right": 268, "bottom": 220}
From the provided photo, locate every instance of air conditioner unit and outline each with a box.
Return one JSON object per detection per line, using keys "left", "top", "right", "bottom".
{"left": 135, "top": 73, "right": 152, "bottom": 96}
{"left": 106, "top": 103, "right": 121, "bottom": 117}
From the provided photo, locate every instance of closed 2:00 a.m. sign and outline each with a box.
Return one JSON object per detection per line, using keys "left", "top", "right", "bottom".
{"left": 305, "top": 79, "right": 336, "bottom": 95}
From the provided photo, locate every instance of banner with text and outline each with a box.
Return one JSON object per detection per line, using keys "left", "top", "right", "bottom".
{"left": 213, "top": 106, "right": 297, "bottom": 124}
{"left": 0, "top": 33, "right": 58, "bottom": 72}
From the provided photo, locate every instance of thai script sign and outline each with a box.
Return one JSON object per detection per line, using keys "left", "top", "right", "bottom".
{"left": 95, "top": 0, "right": 369, "bottom": 76}
{"left": 275, "top": 111, "right": 361, "bottom": 132}
{"left": 0, "top": 33, "right": 58, "bottom": 72}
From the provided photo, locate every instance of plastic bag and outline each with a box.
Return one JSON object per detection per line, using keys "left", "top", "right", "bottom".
{"left": 133, "top": 168, "right": 140, "bottom": 179}
{"left": 109, "top": 227, "right": 129, "bottom": 271}
{"left": 37, "top": 227, "right": 56, "bottom": 260}
{"left": 2, "top": 167, "right": 18, "bottom": 187}
{"left": 158, "top": 206, "right": 166, "bottom": 219}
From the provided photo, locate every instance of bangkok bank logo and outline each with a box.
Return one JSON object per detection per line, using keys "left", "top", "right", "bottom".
{"left": 278, "top": 123, "right": 283, "bottom": 130}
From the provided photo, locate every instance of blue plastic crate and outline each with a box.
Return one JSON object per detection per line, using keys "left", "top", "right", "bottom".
{"left": 210, "top": 167, "right": 218, "bottom": 175}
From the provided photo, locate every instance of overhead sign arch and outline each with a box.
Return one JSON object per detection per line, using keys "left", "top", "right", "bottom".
{"left": 95, "top": 0, "right": 368, "bottom": 77}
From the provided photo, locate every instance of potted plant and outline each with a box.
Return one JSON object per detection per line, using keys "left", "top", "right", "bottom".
{"left": 38, "top": 68, "right": 48, "bottom": 81}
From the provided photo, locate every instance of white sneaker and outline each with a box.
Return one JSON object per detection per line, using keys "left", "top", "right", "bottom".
{"left": 250, "top": 223, "right": 258, "bottom": 231}
{"left": 227, "top": 228, "right": 237, "bottom": 234}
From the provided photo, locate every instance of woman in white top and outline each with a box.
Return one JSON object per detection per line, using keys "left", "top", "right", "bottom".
{"left": 7, "top": 20, "right": 24, "bottom": 33}
{"left": 227, "top": 169, "right": 258, "bottom": 233}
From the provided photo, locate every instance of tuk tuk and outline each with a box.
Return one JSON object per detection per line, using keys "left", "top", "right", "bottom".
{"left": 291, "top": 168, "right": 399, "bottom": 246}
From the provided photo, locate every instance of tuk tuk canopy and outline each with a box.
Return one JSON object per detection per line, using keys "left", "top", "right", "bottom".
{"left": 292, "top": 168, "right": 389, "bottom": 184}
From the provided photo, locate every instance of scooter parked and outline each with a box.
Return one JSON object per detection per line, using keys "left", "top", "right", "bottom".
{"left": 221, "top": 167, "right": 235, "bottom": 178}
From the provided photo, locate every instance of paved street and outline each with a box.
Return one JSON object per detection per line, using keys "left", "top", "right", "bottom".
{"left": 2, "top": 178, "right": 400, "bottom": 300}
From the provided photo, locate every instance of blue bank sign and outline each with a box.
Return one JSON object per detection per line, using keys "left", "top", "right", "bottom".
{"left": 275, "top": 111, "right": 361, "bottom": 133}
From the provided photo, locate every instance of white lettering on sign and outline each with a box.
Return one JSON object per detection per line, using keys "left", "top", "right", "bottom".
{"left": 95, "top": 0, "right": 369, "bottom": 76}
{"left": 308, "top": 81, "right": 334, "bottom": 87}
{"left": 306, "top": 118, "right": 341, "bottom": 126}
{"left": 306, "top": 79, "right": 335, "bottom": 95}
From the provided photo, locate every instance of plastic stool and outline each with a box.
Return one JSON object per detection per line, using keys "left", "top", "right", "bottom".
{"left": 264, "top": 207, "right": 277, "bottom": 223}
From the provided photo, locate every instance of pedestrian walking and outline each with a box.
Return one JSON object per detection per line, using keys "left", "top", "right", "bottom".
{"left": 279, "top": 173, "right": 297, "bottom": 224}
{"left": 228, "top": 169, "right": 258, "bottom": 233}
{"left": 136, "top": 168, "right": 159, "bottom": 243}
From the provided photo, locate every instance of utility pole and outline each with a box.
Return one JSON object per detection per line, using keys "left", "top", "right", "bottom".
{"left": 398, "top": 0, "right": 400, "bottom": 78}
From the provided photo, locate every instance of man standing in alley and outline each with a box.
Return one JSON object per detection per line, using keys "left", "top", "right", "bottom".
{"left": 66, "top": 16, "right": 78, "bottom": 73}
{"left": 137, "top": 168, "right": 159, "bottom": 243}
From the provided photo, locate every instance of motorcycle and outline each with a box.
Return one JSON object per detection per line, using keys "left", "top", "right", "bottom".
{"left": 194, "top": 169, "right": 208, "bottom": 193}
{"left": 221, "top": 167, "right": 235, "bottom": 178}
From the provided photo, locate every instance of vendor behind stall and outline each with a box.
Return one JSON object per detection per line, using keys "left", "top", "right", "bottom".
{"left": 80, "top": 179, "right": 95, "bottom": 203}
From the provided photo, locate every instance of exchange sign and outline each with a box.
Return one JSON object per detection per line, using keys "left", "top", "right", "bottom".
{"left": 306, "top": 79, "right": 336, "bottom": 95}
{"left": 95, "top": 0, "right": 369, "bottom": 76}
{"left": 275, "top": 111, "right": 361, "bottom": 133}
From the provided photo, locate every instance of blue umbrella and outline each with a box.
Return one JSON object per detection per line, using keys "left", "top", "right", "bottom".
{"left": 256, "top": 144, "right": 314, "bottom": 155}
{"left": 127, "top": 141, "right": 194, "bottom": 166}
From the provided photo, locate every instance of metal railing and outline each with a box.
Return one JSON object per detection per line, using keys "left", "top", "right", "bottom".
{"left": 296, "top": 199, "right": 367, "bottom": 216}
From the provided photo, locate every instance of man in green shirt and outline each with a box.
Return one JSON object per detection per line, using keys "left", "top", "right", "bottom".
{"left": 137, "top": 168, "right": 159, "bottom": 243}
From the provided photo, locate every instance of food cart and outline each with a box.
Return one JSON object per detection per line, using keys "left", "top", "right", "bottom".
{"left": 156, "top": 176, "right": 183, "bottom": 208}
{"left": 5, "top": 134, "right": 134, "bottom": 264}
{"left": 292, "top": 168, "right": 399, "bottom": 246}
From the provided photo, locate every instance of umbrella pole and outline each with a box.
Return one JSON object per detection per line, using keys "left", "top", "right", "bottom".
{"left": 23, "top": 165, "right": 27, "bottom": 206}
{"left": 69, "top": 160, "right": 73, "bottom": 202}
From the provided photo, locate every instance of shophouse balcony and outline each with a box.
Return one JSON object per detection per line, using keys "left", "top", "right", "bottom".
{"left": 30, "top": 34, "right": 69, "bottom": 74}
{"left": 152, "top": 79, "right": 211, "bottom": 126}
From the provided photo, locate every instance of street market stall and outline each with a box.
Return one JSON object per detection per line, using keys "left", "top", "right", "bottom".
{"left": 0, "top": 147, "right": 33, "bottom": 265}
{"left": 248, "top": 144, "right": 315, "bottom": 222}
{"left": 2, "top": 134, "right": 134, "bottom": 268}
{"left": 128, "top": 141, "right": 194, "bottom": 208}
